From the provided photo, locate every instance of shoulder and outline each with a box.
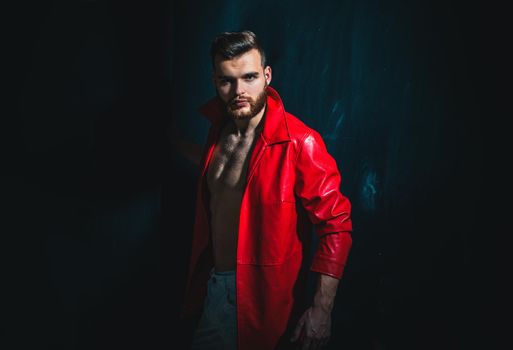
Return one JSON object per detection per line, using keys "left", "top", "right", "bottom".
{"left": 284, "top": 111, "right": 324, "bottom": 152}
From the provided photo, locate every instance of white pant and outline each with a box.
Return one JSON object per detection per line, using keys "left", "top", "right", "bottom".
{"left": 191, "top": 270, "right": 237, "bottom": 350}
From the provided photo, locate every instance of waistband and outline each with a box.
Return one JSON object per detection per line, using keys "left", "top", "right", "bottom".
{"left": 210, "top": 268, "right": 235, "bottom": 277}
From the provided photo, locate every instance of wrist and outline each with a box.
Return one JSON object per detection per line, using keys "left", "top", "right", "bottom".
{"left": 312, "top": 294, "right": 335, "bottom": 312}
{"left": 312, "top": 273, "right": 339, "bottom": 312}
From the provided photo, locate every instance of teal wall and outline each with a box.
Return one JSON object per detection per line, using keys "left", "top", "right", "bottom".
{"left": 4, "top": 0, "right": 498, "bottom": 349}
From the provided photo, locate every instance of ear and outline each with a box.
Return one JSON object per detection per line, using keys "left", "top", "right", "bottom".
{"left": 264, "top": 66, "right": 272, "bottom": 86}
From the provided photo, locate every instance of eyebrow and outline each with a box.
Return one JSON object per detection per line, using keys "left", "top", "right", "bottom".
{"left": 217, "top": 72, "right": 260, "bottom": 79}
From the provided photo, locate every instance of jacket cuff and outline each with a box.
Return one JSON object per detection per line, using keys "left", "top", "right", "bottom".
{"left": 310, "top": 256, "right": 346, "bottom": 279}
{"left": 310, "top": 231, "right": 352, "bottom": 279}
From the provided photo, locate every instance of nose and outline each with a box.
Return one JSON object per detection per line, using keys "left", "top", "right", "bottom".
{"left": 234, "top": 79, "right": 245, "bottom": 97}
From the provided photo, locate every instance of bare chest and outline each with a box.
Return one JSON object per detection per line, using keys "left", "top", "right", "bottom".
{"left": 206, "top": 130, "right": 257, "bottom": 193}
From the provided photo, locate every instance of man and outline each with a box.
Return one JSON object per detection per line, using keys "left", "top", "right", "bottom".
{"left": 179, "top": 31, "right": 352, "bottom": 350}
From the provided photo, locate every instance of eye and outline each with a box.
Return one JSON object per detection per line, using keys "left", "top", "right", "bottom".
{"left": 245, "top": 75, "right": 256, "bottom": 81}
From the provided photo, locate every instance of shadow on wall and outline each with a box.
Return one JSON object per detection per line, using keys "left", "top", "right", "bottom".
{"left": 4, "top": 0, "right": 490, "bottom": 349}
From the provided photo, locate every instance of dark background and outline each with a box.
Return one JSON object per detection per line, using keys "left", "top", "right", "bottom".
{"left": 3, "top": 0, "right": 507, "bottom": 349}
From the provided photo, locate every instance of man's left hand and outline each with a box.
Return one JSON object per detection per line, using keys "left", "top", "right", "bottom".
{"left": 290, "top": 304, "right": 331, "bottom": 349}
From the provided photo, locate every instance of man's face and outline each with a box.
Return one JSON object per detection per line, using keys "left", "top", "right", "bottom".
{"left": 212, "top": 49, "right": 272, "bottom": 120}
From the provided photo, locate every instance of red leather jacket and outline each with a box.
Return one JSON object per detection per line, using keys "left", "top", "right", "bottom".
{"left": 182, "top": 86, "right": 352, "bottom": 349}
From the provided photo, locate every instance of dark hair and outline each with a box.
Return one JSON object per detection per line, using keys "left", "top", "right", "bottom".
{"left": 210, "top": 30, "right": 266, "bottom": 68}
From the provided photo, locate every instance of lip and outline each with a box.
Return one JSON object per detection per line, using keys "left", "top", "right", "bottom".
{"left": 233, "top": 100, "right": 249, "bottom": 108}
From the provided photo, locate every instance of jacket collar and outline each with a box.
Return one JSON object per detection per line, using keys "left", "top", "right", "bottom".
{"left": 198, "top": 86, "right": 291, "bottom": 145}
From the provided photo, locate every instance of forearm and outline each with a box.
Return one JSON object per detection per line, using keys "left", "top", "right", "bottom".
{"left": 172, "top": 137, "right": 202, "bottom": 166}
{"left": 168, "top": 126, "right": 203, "bottom": 166}
{"left": 178, "top": 140, "right": 202, "bottom": 165}
{"left": 312, "top": 273, "right": 339, "bottom": 312}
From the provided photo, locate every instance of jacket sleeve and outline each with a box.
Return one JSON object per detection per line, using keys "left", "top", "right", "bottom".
{"left": 294, "top": 129, "right": 353, "bottom": 279}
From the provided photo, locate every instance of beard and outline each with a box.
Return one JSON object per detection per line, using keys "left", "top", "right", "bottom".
{"left": 222, "top": 87, "right": 268, "bottom": 120}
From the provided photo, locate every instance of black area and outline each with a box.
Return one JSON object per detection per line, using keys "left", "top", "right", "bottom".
{"left": 3, "top": 0, "right": 504, "bottom": 349}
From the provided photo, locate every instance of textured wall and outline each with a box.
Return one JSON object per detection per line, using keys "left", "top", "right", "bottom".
{"left": 4, "top": 0, "right": 496, "bottom": 349}
{"left": 168, "top": 2, "right": 485, "bottom": 347}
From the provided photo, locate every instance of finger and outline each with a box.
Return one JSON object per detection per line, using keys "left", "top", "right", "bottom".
{"left": 320, "top": 336, "right": 330, "bottom": 348}
{"left": 291, "top": 318, "right": 305, "bottom": 342}
{"left": 317, "top": 339, "right": 325, "bottom": 349}
{"left": 301, "top": 337, "right": 312, "bottom": 350}
{"left": 308, "top": 339, "right": 319, "bottom": 350}
{"left": 312, "top": 337, "right": 323, "bottom": 350}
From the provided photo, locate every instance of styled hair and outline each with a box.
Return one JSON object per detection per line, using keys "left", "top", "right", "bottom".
{"left": 210, "top": 30, "right": 266, "bottom": 68}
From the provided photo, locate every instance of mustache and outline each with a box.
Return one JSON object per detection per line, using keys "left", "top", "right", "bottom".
{"left": 230, "top": 97, "right": 251, "bottom": 104}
